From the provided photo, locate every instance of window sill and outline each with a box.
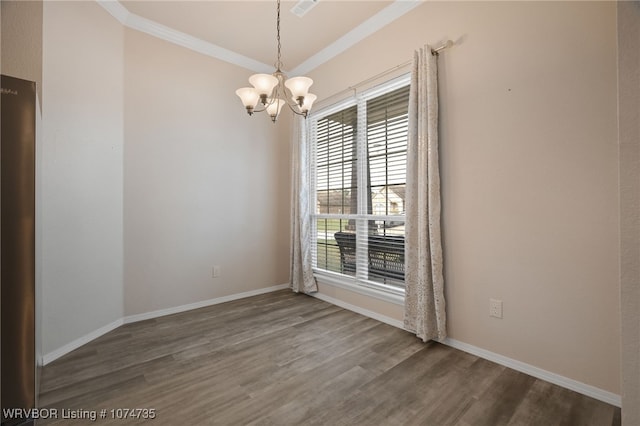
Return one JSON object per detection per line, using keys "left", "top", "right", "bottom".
{"left": 313, "top": 269, "right": 405, "bottom": 306}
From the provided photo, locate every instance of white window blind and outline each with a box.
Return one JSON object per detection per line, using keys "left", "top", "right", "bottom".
{"left": 310, "top": 78, "right": 410, "bottom": 293}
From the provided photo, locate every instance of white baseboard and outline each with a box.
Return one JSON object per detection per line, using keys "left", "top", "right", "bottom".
{"left": 312, "top": 292, "right": 622, "bottom": 408}
{"left": 442, "top": 338, "right": 622, "bottom": 407}
{"left": 43, "top": 318, "right": 124, "bottom": 365}
{"left": 311, "top": 291, "right": 404, "bottom": 329}
{"left": 43, "top": 283, "right": 289, "bottom": 366}
{"left": 123, "top": 283, "right": 289, "bottom": 324}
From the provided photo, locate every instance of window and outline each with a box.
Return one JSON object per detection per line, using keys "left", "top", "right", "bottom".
{"left": 309, "top": 77, "right": 410, "bottom": 293}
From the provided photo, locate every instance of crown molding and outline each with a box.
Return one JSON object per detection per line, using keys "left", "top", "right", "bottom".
{"left": 290, "top": 0, "right": 424, "bottom": 76}
{"left": 125, "top": 13, "right": 274, "bottom": 73}
{"left": 96, "top": 0, "right": 273, "bottom": 73}
{"left": 96, "top": 0, "right": 422, "bottom": 75}
{"left": 96, "top": 0, "right": 128, "bottom": 25}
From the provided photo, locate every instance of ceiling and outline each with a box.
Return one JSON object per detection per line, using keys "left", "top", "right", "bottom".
{"left": 113, "top": 1, "right": 416, "bottom": 74}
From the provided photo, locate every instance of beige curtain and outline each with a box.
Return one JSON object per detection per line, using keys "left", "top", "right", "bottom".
{"left": 290, "top": 117, "right": 318, "bottom": 294}
{"left": 403, "top": 45, "right": 447, "bottom": 342}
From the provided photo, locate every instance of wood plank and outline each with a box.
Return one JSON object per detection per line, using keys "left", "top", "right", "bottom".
{"left": 38, "top": 290, "right": 621, "bottom": 425}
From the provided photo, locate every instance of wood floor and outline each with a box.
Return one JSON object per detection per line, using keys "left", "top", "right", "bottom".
{"left": 39, "top": 290, "right": 621, "bottom": 425}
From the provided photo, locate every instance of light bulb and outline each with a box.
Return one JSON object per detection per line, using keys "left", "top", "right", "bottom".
{"left": 249, "top": 74, "right": 279, "bottom": 100}
{"left": 266, "top": 98, "right": 285, "bottom": 122}
{"left": 285, "top": 76, "right": 313, "bottom": 106}
{"left": 235, "top": 88, "right": 259, "bottom": 114}
{"left": 299, "top": 93, "right": 317, "bottom": 114}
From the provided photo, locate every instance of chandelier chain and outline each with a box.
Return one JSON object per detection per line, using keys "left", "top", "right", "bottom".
{"left": 275, "top": 0, "right": 283, "bottom": 71}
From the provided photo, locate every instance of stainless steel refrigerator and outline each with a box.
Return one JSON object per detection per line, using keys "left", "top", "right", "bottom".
{"left": 1, "top": 75, "right": 37, "bottom": 426}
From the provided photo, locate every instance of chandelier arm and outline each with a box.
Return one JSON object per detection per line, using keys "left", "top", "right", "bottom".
{"left": 281, "top": 85, "right": 303, "bottom": 112}
{"left": 252, "top": 104, "right": 269, "bottom": 114}
{"left": 270, "top": 78, "right": 308, "bottom": 118}
{"left": 285, "top": 101, "right": 307, "bottom": 117}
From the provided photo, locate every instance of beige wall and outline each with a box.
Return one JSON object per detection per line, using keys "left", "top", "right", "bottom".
{"left": 123, "top": 29, "right": 290, "bottom": 316}
{"left": 618, "top": 1, "right": 640, "bottom": 423}
{"left": 41, "top": 1, "right": 124, "bottom": 354}
{"left": 1, "top": 0, "right": 42, "bottom": 104}
{"left": 309, "top": 1, "right": 620, "bottom": 394}
{"left": 34, "top": 0, "right": 291, "bottom": 356}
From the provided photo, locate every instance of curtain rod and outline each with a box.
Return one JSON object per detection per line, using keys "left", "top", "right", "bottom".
{"left": 317, "top": 40, "right": 454, "bottom": 107}
{"left": 431, "top": 40, "right": 454, "bottom": 55}
{"left": 350, "top": 40, "right": 453, "bottom": 92}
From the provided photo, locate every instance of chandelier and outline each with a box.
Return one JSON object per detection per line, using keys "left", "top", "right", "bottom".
{"left": 235, "top": 0, "right": 317, "bottom": 123}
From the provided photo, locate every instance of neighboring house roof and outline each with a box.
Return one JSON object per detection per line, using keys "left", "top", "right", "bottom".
{"left": 317, "top": 190, "right": 352, "bottom": 207}
{"left": 319, "top": 186, "right": 406, "bottom": 207}
{"left": 371, "top": 185, "right": 406, "bottom": 202}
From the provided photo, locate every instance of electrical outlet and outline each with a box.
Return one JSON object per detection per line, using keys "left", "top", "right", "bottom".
{"left": 212, "top": 265, "right": 221, "bottom": 278}
{"left": 489, "top": 298, "right": 503, "bottom": 318}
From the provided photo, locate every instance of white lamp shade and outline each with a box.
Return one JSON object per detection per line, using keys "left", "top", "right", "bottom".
{"left": 235, "top": 87, "right": 259, "bottom": 108}
{"left": 285, "top": 76, "right": 313, "bottom": 98}
{"left": 266, "top": 98, "right": 285, "bottom": 118}
{"left": 249, "top": 73, "right": 279, "bottom": 96}
{"left": 299, "top": 93, "right": 317, "bottom": 113}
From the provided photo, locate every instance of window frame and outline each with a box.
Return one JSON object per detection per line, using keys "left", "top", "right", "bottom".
{"left": 307, "top": 74, "right": 411, "bottom": 300}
